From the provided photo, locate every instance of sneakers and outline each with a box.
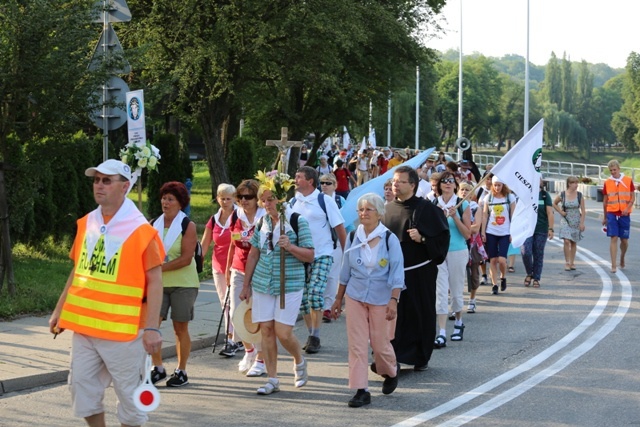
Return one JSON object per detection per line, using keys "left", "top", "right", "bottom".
{"left": 236, "top": 342, "right": 245, "bottom": 353}
{"left": 448, "top": 312, "right": 456, "bottom": 321}
{"left": 305, "top": 336, "right": 321, "bottom": 354}
{"left": 150, "top": 366, "right": 166, "bottom": 385}
{"left": 294, "top": 357, "right": 308, "bottom": 388}
{"left": 492, "top": 285, "right": 499, "bottom": 295}
{"left": 166, "top": 369, "right": 189, "bottom": 387}
{"left": 467, "top": 301, "right": 476, "bottom": 313}
{"left": 322, "top": 309, "right": 332, "bottom": 323}
{"left": 500, "top": 277, "right": 507, "bottom": 292}
{"left": 219, "top": 340, "right": 239, "bottom": 357}
{"left": 246, "top": 360, "right": 266, "bottom": 377}
{"left": 480, "top": 275, "right": 487, "bottom": 286}
{"left": 238, "top": 350, "right": 257, "bottom": 374}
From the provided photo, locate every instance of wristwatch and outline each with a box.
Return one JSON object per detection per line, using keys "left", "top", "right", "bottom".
{"left": 420, "top": 235, "right": 426, "bottom": 243}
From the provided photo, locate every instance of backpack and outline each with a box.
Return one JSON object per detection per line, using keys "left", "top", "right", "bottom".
{"left": 560, "top": 191, "right": 582, "bottom": 212}
{"left": 487, "top": 194, "right": 512, "bottom": 221}
{"left": 290, "top": 194, "right": 338, "bottom": 249}
{"left": 151, "top": 215, "right": 203, "bottom": 274}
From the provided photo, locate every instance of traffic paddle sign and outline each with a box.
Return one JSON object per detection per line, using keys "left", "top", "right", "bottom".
{"left": 133, "top": 355, "right": 161, "bottom": 412}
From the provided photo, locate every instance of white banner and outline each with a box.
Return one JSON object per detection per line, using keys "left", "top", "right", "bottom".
{"left": 126, "top": 90, "right": 146, "bottom": 146}
{"left": 369, "top": 128, "right": 377, "bottom": 148}
{"left": 343, "top": 127, "right": 351, "bottom": 149}
{"left": 490, "top": 119, "right": 544, "bottom": 247}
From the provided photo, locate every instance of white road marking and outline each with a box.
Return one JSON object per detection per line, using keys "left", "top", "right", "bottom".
{"left": 391, "top": 243, "right": 631, "bottom": 427}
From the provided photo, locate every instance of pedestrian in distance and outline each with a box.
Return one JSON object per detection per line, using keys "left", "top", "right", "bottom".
{"left": 49, "top": 159, "right": 165, "bottom": 426}
{"left": 331, "top": 193, "right": 405, "bottom": 408}
{"left": 552, "top": 176, "right": 585, "bottom": 271}
{"left": 149, "top": 182, "right": 201, "bottom": 388}
{"left": 522, "top": 179, "right": 554, "bottom": 288}
{"left": 480, "top": 175, "right": 516, "bottom": 295}
{"left": 601, "top": 160, "right": 634, "bottom": 273}
{"left": 239, "top": 185, "right": 315, "bottom": 395}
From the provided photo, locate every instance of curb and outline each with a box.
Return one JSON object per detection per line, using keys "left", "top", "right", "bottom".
{"left": 0, "top": 335, "right": 219, "bottom": 396}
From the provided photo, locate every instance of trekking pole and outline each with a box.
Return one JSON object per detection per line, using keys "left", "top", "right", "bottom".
{"left": 212, "top": 286, "right": 231, "bottom": 354}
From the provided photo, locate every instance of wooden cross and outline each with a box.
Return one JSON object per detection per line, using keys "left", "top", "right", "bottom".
{"left": 266, "top": 127, "right": 303, "bottom": 173}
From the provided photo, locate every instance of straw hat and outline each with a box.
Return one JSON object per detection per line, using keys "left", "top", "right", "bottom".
{"left": 231, "top": 299, "right": 261, "bottom": 344}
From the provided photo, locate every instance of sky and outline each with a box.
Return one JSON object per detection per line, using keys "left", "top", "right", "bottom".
{"left": 425, "top": 0, "right": 639, "bottom": 69}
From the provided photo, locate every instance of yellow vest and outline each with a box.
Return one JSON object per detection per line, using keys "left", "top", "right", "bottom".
{"left": 59, "top": 216, "right": 162, "bottom": 341}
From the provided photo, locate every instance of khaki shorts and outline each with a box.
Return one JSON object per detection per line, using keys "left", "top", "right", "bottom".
{"left": 160, "top": 287, "right": 198, "bottom": 322}
{"left": 69, "top": 332, "right": 146, "bottom": 426}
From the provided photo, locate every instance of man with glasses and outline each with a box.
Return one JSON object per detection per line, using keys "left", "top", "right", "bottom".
{"left": 48, "top": 159, "right": 165, "bottom": 426}
{"left": 292, "top": 166, "right": 347, "bottom": 354}
{"left": 383, "top": 165, "right": 449, "bottom": 372}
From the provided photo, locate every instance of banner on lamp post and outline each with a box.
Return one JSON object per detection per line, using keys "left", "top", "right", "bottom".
{"left": 126, "top": 90, "right": 146, "bottom": 146}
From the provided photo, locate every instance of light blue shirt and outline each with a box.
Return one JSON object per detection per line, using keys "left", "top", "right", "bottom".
{"left": 340, "top": 229, "right": 405, "bottom": 306}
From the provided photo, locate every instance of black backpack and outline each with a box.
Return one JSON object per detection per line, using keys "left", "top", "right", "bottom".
{"left": 151, "top": 216, "right": 203, "bottom": 274}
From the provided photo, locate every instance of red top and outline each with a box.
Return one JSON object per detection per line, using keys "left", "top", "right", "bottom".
{"left": 378, "top": 156, "right": 389, "bottom": 174}
{"left": 229, "top": 216, "right": 256, "bottom": 272}
{"left": 335, "top": 168, "right": 352, "bottom": 192}
{"left": 206, "top": 212, "right": 235, "bottom": 274}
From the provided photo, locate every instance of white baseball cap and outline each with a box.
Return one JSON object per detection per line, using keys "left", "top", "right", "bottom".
{"left": 85, "top": 159, "right": 132, "bottom": 182}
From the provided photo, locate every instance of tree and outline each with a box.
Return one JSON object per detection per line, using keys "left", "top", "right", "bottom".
{"left": 543, "top": 52, "right": 562, "bottom": 107}
{"left": 561, "top": 53, "right": 575, "bottom": 114}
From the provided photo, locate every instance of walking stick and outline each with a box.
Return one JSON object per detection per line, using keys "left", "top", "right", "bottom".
{"left": 212, "top": 285, "right": 231, "bottom": 354}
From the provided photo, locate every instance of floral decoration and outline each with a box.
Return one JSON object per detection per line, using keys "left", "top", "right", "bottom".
{"left": 119, "top": 141, "right": 161, "bottom": 173}
{"left": 255, "top": 169, "right": 295, "bottom": 210}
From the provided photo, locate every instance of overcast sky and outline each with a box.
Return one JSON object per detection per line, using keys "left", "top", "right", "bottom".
{"left": 425, "top": 0, "right": 638, "bottom": 69}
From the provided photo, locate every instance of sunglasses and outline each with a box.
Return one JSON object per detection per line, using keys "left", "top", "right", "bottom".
{"left": 267, "top": 231, "right": 274, "bottom": 251}
{"left": 237, "top": 194, "right": 256, "bottom": 200}
{"left": 440, "top": 178, "right": 456, "bottom": 184}
{"left": 93, "top": 176, "right": 125, "bottom": 185}
{"left": 320, "top": 181, "right": 334, "bottom": 186}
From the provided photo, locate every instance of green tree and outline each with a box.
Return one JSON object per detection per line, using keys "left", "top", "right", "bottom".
{"left": 543, "top": 52, "right": 562, "bottom": 107}
{"left": 561, "top": 53, "right": 575, "bottom": 113}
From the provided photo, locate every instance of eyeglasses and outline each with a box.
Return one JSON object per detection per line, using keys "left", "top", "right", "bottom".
{"left": 392, "top": 179, "right": 409, "bottom": 185}
{"left": 358, "top": 207, "right": 377, "bottom": 213}
{"left": 440, "top": 178, "right": 456, "bottom": 184}
{"left": 267, "top": 231, "right": 274, "bottom": 251}
{"left": 93, "top": 176, "right": 125, "bottom": 185}
{"left": 320, "top": 181, "right": 334, "bottom": 186}
{"left": 237, "top": 194, "right": 256, "bottom": 200}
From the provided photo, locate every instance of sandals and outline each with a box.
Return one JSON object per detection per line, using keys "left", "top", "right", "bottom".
{"left": 524, "top": 275, "right": 532, "bottom": 287}
{"left": 434, "top": 335, "right": 447, "bottom": 349}
{"left": 450, "top": 324, "right": 465, "bottom": 341}
{"left": 293, "top": 358, "right": 308, "bottom": 388}
{"left": 532, "top": 280, "right": 540, "bottom": 288}
{"left": 257, "top": 379, "right": 280, "bottom": 395}
{"left": 508, "top": 267, "right": 515, "bottom": 273}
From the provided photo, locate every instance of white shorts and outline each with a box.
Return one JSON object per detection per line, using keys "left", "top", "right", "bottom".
{"left": 251, "top": 290, "right": 303, "bottom": 326}
{"left": 69, "top": 331, "right": 146, "bottom": 426}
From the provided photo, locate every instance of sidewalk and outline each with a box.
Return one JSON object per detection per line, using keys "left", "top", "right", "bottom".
{"left": 0, "top": 279, "right": 223, "bottom": 395}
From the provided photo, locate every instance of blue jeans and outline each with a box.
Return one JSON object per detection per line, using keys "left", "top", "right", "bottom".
{"left": 521, "top": 233, "right": 548, "bottom": 281}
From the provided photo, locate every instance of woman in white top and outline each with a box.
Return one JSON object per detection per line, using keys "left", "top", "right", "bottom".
{"left": 480, "top": 176, "right": 516, "bottom": 295}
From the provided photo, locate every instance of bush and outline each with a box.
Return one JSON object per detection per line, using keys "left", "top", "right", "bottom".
{"left": 227, "top": 136, "right": 257, "bottom": 185}
{"left": 146, "top": 133, "right": 192, "bottom": 219}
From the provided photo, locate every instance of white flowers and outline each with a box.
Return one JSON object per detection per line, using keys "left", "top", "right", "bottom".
{"left": 119, "top": 141, "right": 161, "bottom": 173}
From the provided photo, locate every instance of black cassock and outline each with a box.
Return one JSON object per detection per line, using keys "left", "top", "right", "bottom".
{"left": 384, "top": 196, "right": 450, "bottom": 368}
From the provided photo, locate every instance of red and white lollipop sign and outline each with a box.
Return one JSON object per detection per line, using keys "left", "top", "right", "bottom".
{"left": 133, "top": 355, "right": 161, "bottom": 412}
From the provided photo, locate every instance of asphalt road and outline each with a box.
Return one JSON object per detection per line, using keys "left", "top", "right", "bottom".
{"left": 1, "top": 213, "right": 638, "bottom": 427}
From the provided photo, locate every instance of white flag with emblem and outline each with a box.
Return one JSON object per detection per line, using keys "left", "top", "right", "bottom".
{"left": 490, "top": 119, "right": 544, "bottom": 247}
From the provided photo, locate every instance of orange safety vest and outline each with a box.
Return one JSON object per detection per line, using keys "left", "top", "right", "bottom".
{"left": 604, "top": 176, "right": 634, "bottom": 213}
{"left": 59, "top": 216, "right": 162, "bottom": 342}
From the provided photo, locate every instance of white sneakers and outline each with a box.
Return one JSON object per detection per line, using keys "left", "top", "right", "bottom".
{"left": 238, "top": 350, "right": 258, "bottom": 374}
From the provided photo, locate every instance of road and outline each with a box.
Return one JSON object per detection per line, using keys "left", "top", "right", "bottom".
{"left": 1, "top": 213, "right": 638, "bottom": 426}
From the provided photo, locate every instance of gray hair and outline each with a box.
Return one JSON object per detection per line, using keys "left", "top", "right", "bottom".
{"left": 217, "top": 183, "right": 236, "bottom": 197}
{"left": 357, "top": 193, "right": 385, "bottom": 217}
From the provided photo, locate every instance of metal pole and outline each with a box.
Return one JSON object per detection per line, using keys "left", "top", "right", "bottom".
{"left": 415, "top": 66, "right": 420, "bottom": 150}
{"left": 524, "top": 0, "right": 530, "bottom": 134}
{"left": 101, "top": 0, "right": 109, "bottom": 162}
{"left": 387, "top": 91, "right": 392, "bottom": 147}
{"left": 457, "top": 0, "right": 464, "bottom": 160}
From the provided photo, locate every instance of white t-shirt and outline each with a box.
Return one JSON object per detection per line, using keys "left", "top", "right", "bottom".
{"left": 416, "top": 179, "right": 432, "bottom": 199}
{"left": 482, "top": 193, "right": 516, "bottom": 236}
{"left": 291, "top": 189, "right": 345, "bottom": 257}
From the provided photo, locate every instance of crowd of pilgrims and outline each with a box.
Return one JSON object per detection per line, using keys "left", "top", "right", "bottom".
{"left": 157, "top": 144, "right": 561, "bottom": 408}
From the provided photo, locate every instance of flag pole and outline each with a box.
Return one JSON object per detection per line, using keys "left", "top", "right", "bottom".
{"left": 452, "top": 173, "right": 491, "bottom": 211}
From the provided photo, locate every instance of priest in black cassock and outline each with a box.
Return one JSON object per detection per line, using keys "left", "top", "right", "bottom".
{"left": 383, "top": 165, "right": 450, "bottom": 371}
